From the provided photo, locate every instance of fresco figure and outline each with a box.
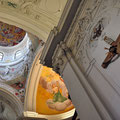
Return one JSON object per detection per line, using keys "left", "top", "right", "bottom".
{"left": 39, "top": 71, "right": 73, "bottom": 111}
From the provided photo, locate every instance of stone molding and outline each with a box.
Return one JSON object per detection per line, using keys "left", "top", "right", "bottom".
{"left": 52, "top": 41, "right": 71, "bottom": 74}
{"left": 39, "top": 0, "right": 75, "bottom": 64}
{"left": 40, "top": 27, "right": 58, "bottom": 65}
{"left": 24, "top": 109, "right": 75, "bottom": 120}
{"left": 24, "top": 48, "right": 43, "bottom": 111}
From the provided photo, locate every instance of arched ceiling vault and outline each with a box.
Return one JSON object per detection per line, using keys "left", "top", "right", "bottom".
{"left": 0, "top": 0, "right": 67, "bottom": 41}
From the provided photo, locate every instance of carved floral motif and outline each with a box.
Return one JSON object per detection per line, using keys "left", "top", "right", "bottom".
{"left": 52, "top": 42, "right": 69, "bottom": 74}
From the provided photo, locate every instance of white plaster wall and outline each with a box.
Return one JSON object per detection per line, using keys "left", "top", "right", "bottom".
{"left": 63, "top": 62, "right": 101, "bottom": 120}
{"left": 88, "top": 64, "right": 120, "bottom": 120}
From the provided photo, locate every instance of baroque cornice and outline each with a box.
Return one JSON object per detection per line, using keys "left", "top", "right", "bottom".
{"left": 52, "top": 41, "right": 71, "bottom": 74}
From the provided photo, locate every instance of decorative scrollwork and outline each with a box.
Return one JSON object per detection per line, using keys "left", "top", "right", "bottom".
{"left": 52, "top": 42, "right": 70, "bottom": 74}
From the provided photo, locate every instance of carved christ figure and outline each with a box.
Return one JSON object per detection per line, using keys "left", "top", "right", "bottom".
{"left": 101, "top": 35, "right": 120, "bottom": 68}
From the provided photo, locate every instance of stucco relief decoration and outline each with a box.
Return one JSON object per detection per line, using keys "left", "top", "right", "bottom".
{"left": 74, "top": 17, "right": 89, "bottom": 50}
{"left": 7, "top": 1, "right": 17, "bottom": 8}
{"left": 69, "top": 0, "right": 102, "bottom": 58}
{"left": 0, "top": 0, "right": 62, "bottom": 23}
{"left": 52, "top": 41, "right": 73, "bottom": 74}
{"left": 53, "top": 57, "right": 64, "bottom": 74}
{"left": 0, "top": 0, "right": 39, "bottom": 14}
{"left": 72, "top": 17, "right": 91, "bottom": 65}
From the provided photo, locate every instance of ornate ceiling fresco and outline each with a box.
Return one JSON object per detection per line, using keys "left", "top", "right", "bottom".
{"left": 0, "top": 0, "right": 68, "bottom": 41}
{"left": 0, "top": 21, "right": 25, "bottom": 46}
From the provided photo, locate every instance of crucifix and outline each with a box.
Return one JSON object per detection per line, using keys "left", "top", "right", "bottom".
{"left": 101, "top": 34, "right": 120, "bottom": 68}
